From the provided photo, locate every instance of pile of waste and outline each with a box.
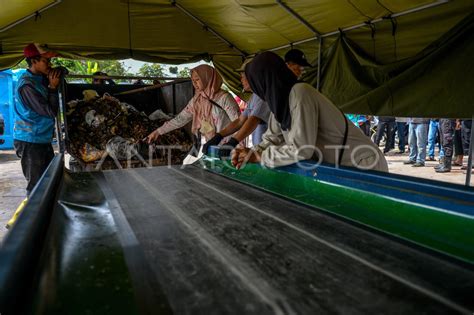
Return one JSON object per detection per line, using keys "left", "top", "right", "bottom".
{"left": 66, "top": 91, "right": 191, "bottom": 164}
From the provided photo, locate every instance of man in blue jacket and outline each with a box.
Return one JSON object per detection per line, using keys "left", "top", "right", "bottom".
{"left": 14, "top": 43, "right": 62, "bottom": 195}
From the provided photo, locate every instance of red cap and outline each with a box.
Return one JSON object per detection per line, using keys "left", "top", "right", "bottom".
{"left": 23, "top": 43, "right": 57, "bottom": 58}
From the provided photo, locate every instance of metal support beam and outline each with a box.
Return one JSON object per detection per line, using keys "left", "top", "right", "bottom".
{"left": 0, "top": 0, "right": 63, "bottom": 33}
{"left": 268, "top": 0, "right": 449, "bottom": 53}
{"left": 317, "top": 37, "right": 322, "bottom": 91}
{"left": 171, "top": 1, "right": 246, "bottom": 57}
{"left": 66, "top": 74, "right": 187, "bottom": 81}
{"left": 465, "top": 116, "right": 474, "bottom": 187}
{"left": 276, "top": 0, "right": 321, "bottom": 37}
{"left": 322, "top": 0, "right": 449, "bottom": 38}
{"left": 268, "top": 37, "right": 314, "bottom": 53}
{"left": 56, "top": 75, "right": 68, "bottom": 153}
{"left": 172, "top": 83, "right": 177, "bottom": 115}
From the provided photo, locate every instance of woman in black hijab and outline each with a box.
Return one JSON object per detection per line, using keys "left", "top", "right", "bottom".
{"left": 231, "top": 51, "right": 388, "bottom": 172}
{"left": 245, "top": 51, "right": 297, "bottom": 131}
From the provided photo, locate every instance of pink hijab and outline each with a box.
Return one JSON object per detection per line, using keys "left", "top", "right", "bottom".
{"left": 190, "top": 65, "right": 226, "bottom": 135}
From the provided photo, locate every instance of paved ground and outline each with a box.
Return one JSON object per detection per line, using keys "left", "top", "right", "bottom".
{"left": 0, "top": 149, "right": 472, "bottom": 243}
{"left": 0, "top": 150, "right": 26, "bottom": 243}
{"left": 384, "top": 149, "right": 472, "bottom": 185}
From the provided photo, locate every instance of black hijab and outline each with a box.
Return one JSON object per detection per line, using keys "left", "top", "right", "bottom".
{"left": 245, "top": 51, "right": 298, "bottom": 131}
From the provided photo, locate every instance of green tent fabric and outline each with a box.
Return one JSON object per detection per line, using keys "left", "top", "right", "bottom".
{"left": 1, "top": 0, "right": 473, "bottom": 116}
{"left": 313, "top": 11, "right": 474, "bottom": 118}
{"left": 0, "top": 0, "right": 57, "bottom": 31}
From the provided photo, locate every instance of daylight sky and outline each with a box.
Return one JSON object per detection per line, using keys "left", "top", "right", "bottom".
{"left": 123, "top": 58, "right": 207, "bottom": 75}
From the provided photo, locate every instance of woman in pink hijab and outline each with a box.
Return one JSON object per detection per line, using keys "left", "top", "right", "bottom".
{"left": 145, "top": 65, "right": 240, "bottom": 143}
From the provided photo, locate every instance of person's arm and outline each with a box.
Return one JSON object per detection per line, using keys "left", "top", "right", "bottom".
{"left": 212, "top": 115, "right": 261, "bottom": 157}
{"left": 233, "top": 116, "right": 261, "bottom": 142}
{"left": 218, "top": 115, "right": 247, "bottom": 137}
{"left": 253, "top": 115, "right": 285, "bottom": 153}
{"left": 233, "top": 95, "right": 271, "bottom": 142}
{"left": 259, "top": 90, "right": 319, "bottom": 168}
{"left": 156, "top": 101, "right": 194, "bottom": 135}
{"left": 18, "top": 84, "right": 58, "bottom": 118}
{"left": 145, "top": 100, "right": 194, "bottom": 143}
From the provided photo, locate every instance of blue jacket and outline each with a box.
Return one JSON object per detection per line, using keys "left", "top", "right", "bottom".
{"left": 14, "top": 71, "right": 55, "bottom": 143}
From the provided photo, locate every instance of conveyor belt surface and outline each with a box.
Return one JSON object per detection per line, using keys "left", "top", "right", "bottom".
{"left": 93, "top": 165, "right": 474, "bottom": 314}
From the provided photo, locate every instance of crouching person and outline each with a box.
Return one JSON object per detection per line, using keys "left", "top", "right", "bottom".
{"left": 203, "top": 58, "right": 271, "bottom": 157}
{"left": 231, "top": 52, "right": 388, "bottom": 172}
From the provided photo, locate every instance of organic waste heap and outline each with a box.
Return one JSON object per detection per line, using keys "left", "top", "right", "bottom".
{"left": 66, "top": 92, "right": 191, "bottom": 165}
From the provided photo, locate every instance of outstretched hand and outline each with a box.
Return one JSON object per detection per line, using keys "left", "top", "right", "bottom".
{"left": 202, "top": 133, "right": 223, "bottom": 155}
{"left": 231, "top": 147, "right": 261, "bottom": 169}
{"left": 144, "top": 129, "right": 160, "bottom": 144}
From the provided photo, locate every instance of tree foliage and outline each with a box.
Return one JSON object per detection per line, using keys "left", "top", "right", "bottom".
{"left": 13, "top": 58, "right": 130, "bottom": 76}
{"left": 12, "top": 58, "right": 191, "bottom": 82}
{"left": 178, "top": 67, "right": 190, "bottom": 78}
{"left": 13, "top": 59, "right": 28, "bottom": 69}
{"left": 168, "top": 66, "right": 178, "bottom": 75}
{"left": 97, "top": 60, "right": 131, "bottom": 76}
{"left": 138, "top": 63, "right": 165, "bottom": 78}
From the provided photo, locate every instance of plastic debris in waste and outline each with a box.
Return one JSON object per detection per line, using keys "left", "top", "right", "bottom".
{"left": 149, "top": 109, "right": 172, "bottom": 121}
{"left": 83, "top": 89, "right": 99, "bottom": 102}
{"left": 106, "top": 136, "right": 138, "bottom": 160}
{"left": 66, "top": 92, "right": 192, "bottom": 164}
{"left": 79, "top": 143, "right": 105, "bottom": 162}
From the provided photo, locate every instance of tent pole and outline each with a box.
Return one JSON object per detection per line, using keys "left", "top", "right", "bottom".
{"left": 67, "top": 74, "right": 188, "bottom": 81}
{"left": 268, "top": 38, "right": 315, "bottom": 53}
{"left": 267, "top": 0, "right": 449, "bottom": 53}
{"left": 275, "top": 0, "right": 322, "bottom": 87}
{"left": 171, "top": 1, "right": 246, "bottom": 57}
{"left": 275, "top": 1, "right": 321, "bottom": 37}
{"left": 0, "top": 0, "right": 63, "bottom": 33}
{"left": 465, "top": 116, "right": 474, "bottom": 187}
{"left": 322, "top": 0, "right": 449, "bottom": 38}
{"left": 56, "top": 74, "right": 68, "bottom": 154}
{"left": 317, "top": 37, "right": 322, "bottom": 91}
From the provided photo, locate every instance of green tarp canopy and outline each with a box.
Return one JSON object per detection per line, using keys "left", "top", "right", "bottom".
{"left": 1, "top": 0, "right": 473, "bottom": 117}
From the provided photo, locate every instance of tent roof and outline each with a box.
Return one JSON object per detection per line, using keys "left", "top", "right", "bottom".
{"left": 1, "top": 0, "right": 472, "bottom": 65}
{"left": 0, "top": 0, "right": 58, "bottom": 31}
{"left": 1, "top": 0, "right": 473, "bottom": 117}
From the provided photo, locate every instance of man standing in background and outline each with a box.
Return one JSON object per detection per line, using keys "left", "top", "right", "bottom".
{"left": 394, "top": 117, "right": 409, "bottom": 154}
{"left": 435, "top": 118, "right": 456, "bottom": 173}
{"left": 13, "top": 44, "right": 61, "bottom": 195}
{"left": 427, "top": 119, "right": 444, "bottom": 162}
{"left": 375, "top": 116, "right": 395, "bottom": 154}
{"left": 284, "top": 49, "right": 312, "bottom": 79}
{"left": 404, "top": 118, "right": 430, "bottom": 167}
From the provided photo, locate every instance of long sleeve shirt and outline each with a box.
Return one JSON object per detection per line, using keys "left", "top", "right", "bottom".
{"left": 157, "top": 92, "right": 240, "bottom": 140}
{"left": 254, "top": 83, "right": 388, "bottom": 172}
{"left": 18, "top": 83, "right": 59, "bottom": 118}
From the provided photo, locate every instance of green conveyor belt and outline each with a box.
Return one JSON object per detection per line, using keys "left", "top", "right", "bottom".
{"left": 201, "top": 158, "right": 474, "bottom": 265}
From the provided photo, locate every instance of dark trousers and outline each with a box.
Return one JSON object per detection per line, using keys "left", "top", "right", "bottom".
{"left": 14, "top": 140, "right": 54, "bottom": 195}
{"left": 396, "top": 122, "right": 407, "bottom": 151}
{"left": 454, "top": 129, "right": 464, "bottom": 156}
{"left": 375, "top": 121, "right": 395, "bottom": 152}
{"left": 359, "top": 121, "right": 371, "bottom": 137}
{"left": 462, "top": 120, "right": 472, "bottom": 155}
{"left": 438, "top": 119, "right": 455, "bottom": 158}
